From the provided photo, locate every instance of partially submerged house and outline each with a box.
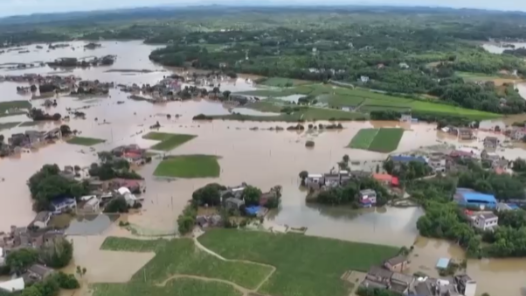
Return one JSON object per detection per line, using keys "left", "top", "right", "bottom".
{"left": 454, "top": 274, "right": 477, "bottom": 296}
{"left": 25, "top": 264, "right": 54, "bottom": 282}
{"left": 30, "top": 212, "right": 51, "bottom": 229}
{"left": 50, "top": 198, "right": 77, "bottom": 215}
{"left": 358, "top": 189, "right": 377, "bottom": 208}
{"left": 483, "top": 137, "right": 499, "bottom": 150}
{"left": 0, "top": 278, "right": 24, "bottom": 293}
{"left": 383, "top": 255, "right": 409, "bottom": 272}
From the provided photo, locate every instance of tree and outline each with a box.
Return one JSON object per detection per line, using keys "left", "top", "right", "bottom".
{"left": 191, "top": 183, "right": 225, "bottom": 206}
{"left": 243, "top": 186, "right": 262, "bottom": 206}
{"left": 299, "top": 171, "right": 308, "bottom": 185}
{"left": 6, "top": 248, "right": 39, "bottom": 274}
{"left": 222, "top": 90, "right": 231, "bottom": 99}
{"left": 104, "top": 197, "right": 128, "bottom": 213}
{"left": 40, "top": 237, "right": 73, "bottom": 268}
{"left": 343, "top": 155, "right": 349, "bottom": 163}
{"left": 53, "top": 272, "right": 80, "bottom": 289}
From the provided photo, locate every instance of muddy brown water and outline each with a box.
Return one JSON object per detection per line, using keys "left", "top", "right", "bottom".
{"left": 1, "top": 41, "right": 526, "bottom": 295}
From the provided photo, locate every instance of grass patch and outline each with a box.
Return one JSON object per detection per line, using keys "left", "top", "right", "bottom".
{"left": 98, "top": 237, "right": 271, "bottom": 290}
{"left": 0, "top": 100, "right": 31, "bottom": 118}
{"left": 66, "top": 136, "right": 106, "bottom": 146}
{"left": 207, "top": 106, "right": 366, "bottom": 122}
{"left": 93, "top": 278, "right": 242, "bottom": 296}
{"left": 153, "top": 154, "right": 220, "bottom": 178}
{"left": 369, "top": 128, "right": 404, "bottom": 152}
{"left": 348, "top": 128, "right": 404, "bottom": 152}
{"left": 237, "top": 84, "right": 500, "bottom": 120}
{"left": 142, "top": 132, "right": 196, "bottom": 151}
{"left": 348, "top": 128, "right": 379, "bottom": 149}
{"left": 0, "top": 122, "right": 20, "bottom": 131}
{"left": 198, "top": 229, "right": 398, "bottom": 296}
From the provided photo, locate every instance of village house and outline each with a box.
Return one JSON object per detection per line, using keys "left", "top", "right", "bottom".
{"left": 510, "top": 127, "right": 526, "bottom": 141}
{"left": 399, "top": 62, "right": 410, "bottom": 69}
{"left": 25, "top": 264, "right": 54, "bottom": 282}
{"left": 117, "top": 187, "right": 137, "bottom": 206}
{"left": 372, "top": 173, "right": 399, "bottom": 187}
{"left": 25, "top": 130, "right": 46, "bottom": 145}
{"left": 454, "top": 274, "right": 477, "bottom": 296}
{"left": 454, "top": 188, "right": 497, "bottom": 210}
{"left": 483, "top": 136, "right": 499, "bottom": 150}
{"left": 365, "top": 266, "right": 393, "bottom": 284}
{"left": 383, "top": 255, "right": 410, "bottom": 272}
{"left": 50, "top": 198, "right": 77, "bottom": 215}
{"left": 400, "top": 114, "right": 412, "bottom": 122}
{"left": 30, "top": 212, "right": 51, "bottom": 229}
{"left": 110, "top": 178, "right": 142, "bottom": 193}
{"left": 389, "top": 272, "right": 413, "bottom": 294}
{"left": 223, "top": 197, "right": 245, "bottom": 211}
{"left": 80, "top": 195, "right": 101, "bottom": 213}
{"left": 358, "top": 189, "right": 377, "bottom": 208}
{"left": 471, "top": 212, "right": 498, "bottom": 231}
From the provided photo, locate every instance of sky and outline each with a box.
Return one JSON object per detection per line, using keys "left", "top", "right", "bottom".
{"left": 0, "top": 0, "right": 525, "bottom": 17}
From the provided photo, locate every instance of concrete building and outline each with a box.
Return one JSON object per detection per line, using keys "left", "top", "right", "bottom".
{"left": 471, "top": 213, "right": 498, "bottom": 231}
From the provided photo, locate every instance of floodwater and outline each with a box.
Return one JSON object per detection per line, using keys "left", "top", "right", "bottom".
{"left": 0, "top": 41, "right": 526, "bottom": 295}
{"left": 482, "top": 42, "right": 526, "bottom": 54}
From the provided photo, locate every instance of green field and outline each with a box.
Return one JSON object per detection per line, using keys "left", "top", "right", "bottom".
{"left": 92, "top": 237, "right": 272, "bottom": 296}
{"left": 0, "top": 100, "right": 31, "bottom": 118}
{"left": 348, "top": 128, "right": 404, "bottom": 152}
{"left": 142, "top": 132, "right": 196, "bottom": 151}
{"left": 66, "top": 136, "right": 106, "bottom": 146}
{"left": 198, "top": 229, "right": 399, "bottom": 296}
{"left": 348, "top": 129, "right": 379, "bottom": 149}
{"left": 236, "top": 84, "right": 500, "bottom": 120}
{"left": 153, "top": 154, "right": 220, "bottom": 178}
{"left": 0, "top": 122, "right": 21, "bottom": 131}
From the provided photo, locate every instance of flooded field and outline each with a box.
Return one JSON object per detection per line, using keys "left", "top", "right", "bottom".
{"left": 1, "top": 40, "right": 526, "bottom": 295}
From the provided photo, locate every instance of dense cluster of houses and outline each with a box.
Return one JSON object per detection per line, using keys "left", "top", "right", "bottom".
{"left": 361, "top": 256, "right": 476, "bottom": 296}
{"left": 196, "top": 183, "right": 281, "bottom": 228}
{"left": 0, "top": 127, "right": 62, "bottom": 157}
{"left": 0, "top": 226, "right": 63, "bottom": 292}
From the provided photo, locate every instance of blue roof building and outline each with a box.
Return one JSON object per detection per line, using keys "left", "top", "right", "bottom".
{"left": 51, "top": 197, "right": 77, "bottom": 214}
{"left": 436, "top": 258, "right": 450, "bottom": 269}
{"left": 454, "top": 189, "right": 497, "bottom": 209}
{"left": 390, "top": 155, "right": 427, "bottom": 164}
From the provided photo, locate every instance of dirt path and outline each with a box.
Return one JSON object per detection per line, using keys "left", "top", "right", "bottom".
{"left": 192, "top": 230, "right": 277, "bottom": 293}
{"left": 157, "top": 274, "right": 251, "bottom": 294}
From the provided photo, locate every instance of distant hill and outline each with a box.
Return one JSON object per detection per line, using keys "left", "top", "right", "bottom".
{"left": 0, "top": 5, "right": 524, "bottom": 26}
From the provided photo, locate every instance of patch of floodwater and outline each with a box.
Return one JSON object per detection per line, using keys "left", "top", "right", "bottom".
{"left": 482, "top": 42, "right": 526, "bottom": 54}
{"left": 231, "top": 107, "right": 280, "bottom": 116}
{"left": 65, "top": 214, "right": 118, "bottom": 235}
{"left": 274, "top": 94, "right": 304, "bottom": 103}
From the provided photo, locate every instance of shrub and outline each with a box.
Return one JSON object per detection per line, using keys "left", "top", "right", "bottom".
{"left": 305, "top": 140, "right": 315, "bottom": 147}
{"left": 104, "top": 197, "right": 129, "bottom": 213}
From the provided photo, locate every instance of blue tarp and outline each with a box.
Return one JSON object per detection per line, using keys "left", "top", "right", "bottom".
{"left": 245, "top": 206, "right": 261, "bottom": 216}
{"left": 461, "top": 192, "right": 497, "bottom": 204}
{"left": 436, "top": 258, "right": 450, "bottom": 269}
{"left": 508, "top": 203, "right": 519, "bottom": 209}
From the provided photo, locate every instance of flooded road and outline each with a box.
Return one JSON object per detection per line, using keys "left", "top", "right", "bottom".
{"left": 1, "top": 40, "right": 526, "bottom": 295}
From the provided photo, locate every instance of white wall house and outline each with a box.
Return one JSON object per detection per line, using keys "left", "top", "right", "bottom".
{"left": 472, "top": 213, "right": 498, "bottom": 231}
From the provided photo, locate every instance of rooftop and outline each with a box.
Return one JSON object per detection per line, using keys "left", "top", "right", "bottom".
{"left": 385, "top": 255, "right": 407, "bottom": 266}
{"left": 436, "top": 258, "right": 450, "bottom": 269}
{"left": 367, "top": 266, "right": 393, "bottom": 279}
{"left": 390, "top": 155, "right": 426, "bottom": 163}
{"left": 459, "top": 192, "right": 497, "bottom": 204}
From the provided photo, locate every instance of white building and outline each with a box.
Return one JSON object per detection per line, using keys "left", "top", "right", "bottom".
{"left": 304, "top": 174, "right": 323, "bottom": 186}
{"left": 0, "top": 278, "right": 25, "bottom": 293}
{"left": 360, "top": 76, "right": 369, "bottom": 83}
{"left": 472, "top": 213, "right": 498, "bottom": 231}
{"left": 118, "top": 187, "right": 137, "bottom": 206}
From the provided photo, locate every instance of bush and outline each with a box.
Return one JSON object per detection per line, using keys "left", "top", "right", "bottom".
{"left": 177, "top": 204, "right": 197, "bottom": 235}
{"left": 104, "top": 197, "right": 129, "bottom": 213}
{"left": 305, "top": 140, "right": 315, "bottom": 147}
{"left": 40, "top": 237, "right": 73, "bottom": 268}
{"left": 53, "top": 272, "right": 80, "bottom": 289}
